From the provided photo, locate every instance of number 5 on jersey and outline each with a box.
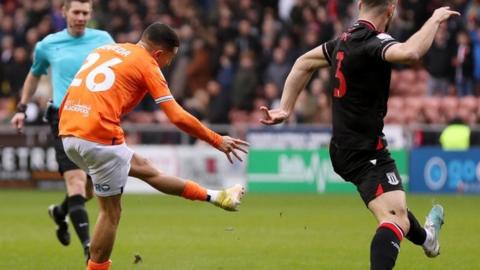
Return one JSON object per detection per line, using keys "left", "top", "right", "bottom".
{"left": 333, "top": 51, "right": 347, "bottom": 98}
{"left": 71, "top": 52, "right": 122, "bottom": 92}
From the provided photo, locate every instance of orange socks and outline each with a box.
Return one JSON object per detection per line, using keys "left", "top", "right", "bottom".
{"left": 87, "top": 259, "right": 112, "bottom": 270}
{"left": 181, "top": 180, "right": 208, "bottom": 201}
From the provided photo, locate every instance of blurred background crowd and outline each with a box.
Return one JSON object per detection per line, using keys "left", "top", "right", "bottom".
{"left": 1, "top": 0, "right": 480, "bottom": 128}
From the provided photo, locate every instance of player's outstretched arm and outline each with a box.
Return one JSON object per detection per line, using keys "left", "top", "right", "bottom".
{"left": 260, "top": 45, "right": 330, "bottom": 125}
{"left": 11, "top": 71, "right": 41, "bottom": 133}
{"left": 384, "top": 6, "right": 460, "bottom": 65}
{"left": 160, "top": 100, "right": 248, "bottom": 163}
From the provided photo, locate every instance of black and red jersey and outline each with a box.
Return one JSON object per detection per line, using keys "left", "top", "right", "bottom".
{"left": 322, "top": 20, "right": 398, "bottom": 150}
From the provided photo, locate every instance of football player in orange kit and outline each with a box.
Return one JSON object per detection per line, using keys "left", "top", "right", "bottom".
{"left": 59, "top": 22, "right": 248, "bottom": 270}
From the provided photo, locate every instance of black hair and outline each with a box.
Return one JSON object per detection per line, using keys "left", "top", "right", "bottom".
{"left": 142, "top": 22, "right": 180, "bottom": 49}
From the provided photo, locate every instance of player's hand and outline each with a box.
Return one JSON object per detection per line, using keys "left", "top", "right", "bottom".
{"left": 11, "top": 112, "right": 26, "bottom": 134}
{"left": 259, "top": 106, "right": 289, "bottom": 125}
{"left": 431, "top": 7, "right": 460, "bottom": 24}
{"left": 218, "top": 136, "right": 249, "bottom": 164}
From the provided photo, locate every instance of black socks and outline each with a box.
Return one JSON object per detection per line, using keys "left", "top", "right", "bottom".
{"left": 67, "top": 195, "right": 90, "bottom": 248}
{"left": 57, "top": 195, "right": 69, "bottom": 217}
{"left": 406, "top": 210, "right": 427, "bottom": 246}
{"left": 370, "top": 223, "right": 403, "bottom": 270}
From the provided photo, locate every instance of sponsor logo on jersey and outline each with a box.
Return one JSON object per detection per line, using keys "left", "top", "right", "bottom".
{"left": 64, "top": 99, "right": 91, "bottom": 117}
{"left": 386, "top": 172, "right": 399, "bottom": 185}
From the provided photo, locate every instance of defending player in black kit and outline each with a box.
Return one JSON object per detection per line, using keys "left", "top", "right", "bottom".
{"left": 260, "top": 1, "right": 459, "bottom": 269}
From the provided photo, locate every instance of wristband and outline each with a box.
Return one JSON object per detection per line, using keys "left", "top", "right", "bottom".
{"left": 16, "top": 103, "right": 27, "bottom": 113}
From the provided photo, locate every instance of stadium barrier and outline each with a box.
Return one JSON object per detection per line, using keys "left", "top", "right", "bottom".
{"left": 410, "top": 147, "right": 480, "bottom": 193}
{"left": 124, "top": 145, "right": 246, "bottom": 193}
{"left": 246, "top": 126, "right": 408, "bottom": 193}
{"left": 0, "top": 145, "right": 59, "bottom": 189}
{"left": 2, "top": 124, "right": 480, "bottom": 194}
{"left": 247, "top": 148, "right": 408, "bottom": 193}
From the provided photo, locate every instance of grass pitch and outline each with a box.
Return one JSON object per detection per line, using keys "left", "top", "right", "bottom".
{"left": 0, "top": 191, "right": 478, "bottom": 269}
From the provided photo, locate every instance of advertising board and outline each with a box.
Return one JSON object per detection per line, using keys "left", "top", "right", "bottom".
{"left": 410, "top": 147, "right": 480, "bottom": 193}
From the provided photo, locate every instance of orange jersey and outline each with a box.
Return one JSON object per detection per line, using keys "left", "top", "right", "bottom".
{"left": 59, "top": 43, "right": 174, "bottom": 145}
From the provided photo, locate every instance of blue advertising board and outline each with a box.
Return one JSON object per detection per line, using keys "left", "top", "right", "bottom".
{"left": 410, "top": 147, "right": 480, "bottom": 193}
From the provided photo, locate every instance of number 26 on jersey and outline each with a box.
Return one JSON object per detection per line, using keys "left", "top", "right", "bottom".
{"left": 70, "top": 52, "right": 122, "bottom": 92}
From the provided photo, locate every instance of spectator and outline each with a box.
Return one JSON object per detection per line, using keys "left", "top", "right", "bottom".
{"left": 453, "top": 30, "right": 475, "bottom": 96}
{"left": 2, "top": 0, "right": 480, "bottom": 128}
{"left": 169, "top": 24, "right": 194, "bottom": 99}
{"left": 216, "top": 41, "right": 237, "bottom": 91}
{"left": 467, "top": 19, "right": 480, "bottom": 94}
{"left": 466, "top": 0, "right": 480, "bottom": 22}
{"left": 184, "top": 89, "right": 210, "bottom": 120}
{"left": 315, "top": 91, "right": 332, "bottom": 124}
{"left": 293, "top": 89, "right": 317, "bottom": 123}
{"left": 24, "top": 28, "right": 40, "bottom": 53}
{"left": 264, "top": 82, "right": 281, "bottom": 108}
{"left": 1, "top": 15, "right": 15, "bottom": 40}
{"left": 424, "top": 24, "right": 453, "bottom": 96}
{"left": 214, "top": 5, "right": 237, "bottom": 45}
{"left": 235, "top": 19, "right": 261, "bottom": 55}
{"left": 315, "top": 6, "right": 334, "bottom": 43}
{"left": 3, "top": 47, "right": 31, "bottom": 99}
{"left": 232, "top": 51, "right": 257, "bottom": 111}
{"left": 207, "top": 80, "right": 230, "bottom": 124}
{"left": 186, "top": 38, "right": 213, "bottom": 96}
{"left": 277, "top": 34, "right": 300, "bottom": 66}
{"left": 1, "top": 35, "right": 14, "bottom": 63}
{"left": 440, "top": 117, "right": 471, "bottom": 150}
{"left": 264, "top": 47, "right": 290, "bottom": 91}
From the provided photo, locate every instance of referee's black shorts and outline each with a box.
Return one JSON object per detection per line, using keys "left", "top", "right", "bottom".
{"left": 329, "top": 142, "right": 404, "bottom": 206}
{"left": 45, "top": 105, "right": 80, "bottom": 175}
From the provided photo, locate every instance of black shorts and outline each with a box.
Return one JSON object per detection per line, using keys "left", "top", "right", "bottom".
{"left": 329, "top": 142, "right": 404, "bottom": 206}
{"left": 46, "top": 105, "right": 80, "bottom": 175}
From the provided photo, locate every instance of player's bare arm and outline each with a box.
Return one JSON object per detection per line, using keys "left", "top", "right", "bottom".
{"left": 260, "top": 45, "right": 330, "bottom": 125}
{"left": 384, "top": 7, "right": 460, "bottom": 65}
{"left": 10, "top": 71, "right": 41, "bottom": 133}
{"left": 160, "top": 99, "right": 248, "bottom": 163}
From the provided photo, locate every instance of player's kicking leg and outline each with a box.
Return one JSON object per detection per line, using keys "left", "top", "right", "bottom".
{"left": 422, "top": 204, "right": 444, "bottom": 257}
{"left": 129, "top": 153, "right": 245, "bottom": 211}
{"left": 211, "top": 184, "right": 245, "bottom": 211}
{"left": 86, "top": 150, "right": 244, "bottom": 270}
{"left": 405, "top": 205, "right": 444, "bottom": 257}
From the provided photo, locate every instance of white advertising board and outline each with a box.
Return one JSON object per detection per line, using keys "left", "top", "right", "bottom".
{"left": 124, "top": 145, "right": 246, "bottom": 193}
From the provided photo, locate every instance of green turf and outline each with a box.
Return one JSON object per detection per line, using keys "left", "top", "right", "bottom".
{"left": 0, "top": 191, "right": 478, "bottom": 269}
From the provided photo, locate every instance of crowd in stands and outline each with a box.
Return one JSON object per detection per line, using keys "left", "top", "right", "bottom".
{"left": 1, "top": 0, "right": 480, "bottom": 129}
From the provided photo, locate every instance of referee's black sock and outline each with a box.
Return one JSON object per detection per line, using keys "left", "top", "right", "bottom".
{"left": 370, "top": 223, "right": 403, "bottom": 270}
{"left": 406, "top": 210, "right": 427, "bottom": 245}
{"left": 57, "top": 195, "right": 69, "bottom": 217}
{"left": 67, "top": 195, "right": 90, "bottom": 248}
